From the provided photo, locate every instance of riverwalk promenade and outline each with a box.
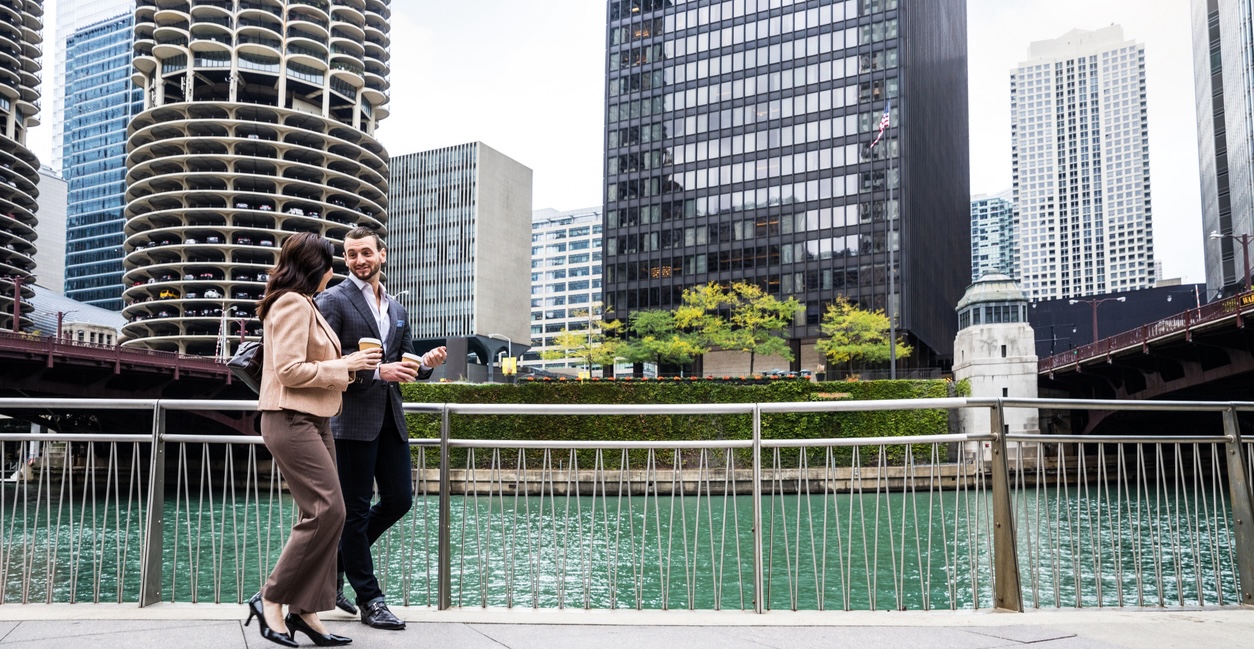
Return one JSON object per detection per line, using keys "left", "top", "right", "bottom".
{"left": 0, "top": 606, "right": 1250, "bottom": 648}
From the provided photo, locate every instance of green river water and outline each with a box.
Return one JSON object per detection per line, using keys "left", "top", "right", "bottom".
{"left": 1, "top": 483, "right": 1239, "bottom": 610}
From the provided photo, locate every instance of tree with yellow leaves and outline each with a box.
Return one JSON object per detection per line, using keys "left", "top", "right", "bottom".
{"left": 815, "top": 296, "right": 912, "bottom": 375}
{"left": 679, "top": 281, "right": 801, "bottom": 375}
{"left": 540, "top": 305, "right": 624, "bottom": 375}
{"left": 620, "top": 309, "right": 707, "bottom": 373}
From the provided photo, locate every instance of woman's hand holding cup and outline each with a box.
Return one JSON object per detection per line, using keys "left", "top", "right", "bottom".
{"left": 345, "top": 342, "right": 383, "bottom": 371}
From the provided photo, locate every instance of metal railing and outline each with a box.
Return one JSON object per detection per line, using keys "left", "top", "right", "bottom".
{"left": 0, "top": 397, "right": 1250, "bottom": 612}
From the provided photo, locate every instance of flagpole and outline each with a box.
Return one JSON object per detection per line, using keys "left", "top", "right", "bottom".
{"left": 888, "top": 141, "right": 896, "bottom": 380}
{"left": 868, "top": 100, "right": 897, "bottom": 380}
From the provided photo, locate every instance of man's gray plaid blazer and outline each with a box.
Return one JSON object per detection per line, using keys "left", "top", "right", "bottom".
{"left": 315, "top": 280, "right": 431, "bottom": 442}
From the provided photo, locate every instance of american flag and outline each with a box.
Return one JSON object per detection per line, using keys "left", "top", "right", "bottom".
{"left": 868, "top": 99, "right": 891, "bottom": 150}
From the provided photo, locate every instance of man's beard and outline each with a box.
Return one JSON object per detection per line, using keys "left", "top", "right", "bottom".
{"left": 352, "top": 263, "right": 380, "bottom": 281}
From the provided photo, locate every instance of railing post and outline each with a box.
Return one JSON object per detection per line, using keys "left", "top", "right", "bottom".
{"left": 138, "top": 402, "right": 166, "bottom": 607}
{"left": 1221, "top": 407, "right": 1254, "bottom": 606}
{"left": 437, "top": 404, "right": 451, "bottom": 610}
{"left": 989, "top": 400, "right": 1023, "bottom": 612}
{"left": 751, "top": 403, "right": 764, "bottom": 614}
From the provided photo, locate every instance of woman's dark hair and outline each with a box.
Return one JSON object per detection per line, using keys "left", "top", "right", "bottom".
{"left": 256, "top": 232, "right": 335, "bottom": 321}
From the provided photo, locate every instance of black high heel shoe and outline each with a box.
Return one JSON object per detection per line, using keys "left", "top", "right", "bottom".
{"left": 286, "top": 613, "right": 353, "bottom": 646}
{"left": 245, "top": 592, "right": 298, "bottom": 647}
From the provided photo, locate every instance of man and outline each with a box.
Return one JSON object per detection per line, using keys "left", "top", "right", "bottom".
{"left": 315, "top": 227, "right": 447, "bottom": 630}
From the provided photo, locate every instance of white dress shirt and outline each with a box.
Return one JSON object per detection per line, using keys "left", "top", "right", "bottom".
{"left": 345, "top": 275, "right": 427, "bottom": 377}
{"left": 348, "top": 274, "right": 390, "bottom": 350}
{"left": 348, "top": 275, "right": 390, "bottom": 381}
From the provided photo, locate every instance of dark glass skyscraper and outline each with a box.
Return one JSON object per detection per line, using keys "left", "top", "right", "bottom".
{"left": 62, "top": 14, "right": 141, "bottom": 310}
{"left": 602, "top": 0, "right": 969, "bottom": 366}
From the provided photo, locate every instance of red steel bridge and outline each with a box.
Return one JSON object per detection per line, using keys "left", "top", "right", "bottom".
{"left": 0, "top": 331, "right": 254, "bottom": 435}
{"left": 1039, "top": 290, "right": 1254, "bottom": 433}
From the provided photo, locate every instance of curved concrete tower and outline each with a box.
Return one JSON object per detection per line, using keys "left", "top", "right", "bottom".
{"left": 0, "top": 0, "right": 43, "bottom": 332}
{"left": 121, "top": 0, "right": 391, "bottom": 354}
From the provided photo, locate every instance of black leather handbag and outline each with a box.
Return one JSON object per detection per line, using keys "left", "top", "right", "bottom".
{"left": 227, "top": 339, "right": 264, "bottom": 394}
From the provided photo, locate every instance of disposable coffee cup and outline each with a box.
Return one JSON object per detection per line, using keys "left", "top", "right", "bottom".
{"left": 401, "top": 352, "right": 422, "bottom": 369}
{"left": 358, "top": 337, "right": 382, "bottom": 351}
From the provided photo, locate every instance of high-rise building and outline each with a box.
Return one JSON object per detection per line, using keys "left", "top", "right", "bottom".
{"left": 523, "top": 207, "right": 604, "bottom": 373}
{"left": 602, "top": 0, "right": 970, "bottom": 368}
{"left": 61, "top": 13, "right": 142, "bottom": 310}
{"left": 1191, "top": 0, "right": 1254, "bottom": 296}
{"left": 1012, "top": 26, "right": 1155, "bottom": 302}
{"left": 388, "top": 142, "right": 532, "bottom": 346}
{"left": 0, "top": 0, "right": 44, "bottom": 332}
{"left": 970, "top": 190, "right": 1017, "bottom": 281}
{"left": 52, "top": 0, "right": 134, "bottom": 171}
{"left": 121, "top": 0, "right": 393, "bottom": 354}
{"left": 34, "top": 168, "right": 69, "bottom": 295}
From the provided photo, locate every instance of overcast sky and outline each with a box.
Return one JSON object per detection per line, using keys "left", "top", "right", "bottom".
{"left": 31, "top": 0, "right": 1205, "bottom": 281}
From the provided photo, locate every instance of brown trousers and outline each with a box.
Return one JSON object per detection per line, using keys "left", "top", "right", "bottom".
{"left": 260, "top": 409, "right": 346, "bottom": 614}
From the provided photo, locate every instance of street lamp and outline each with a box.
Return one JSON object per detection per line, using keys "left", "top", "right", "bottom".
{"left": 1164, "top": 286, "right": 1202, "bottom": 309}
{"left": 56, "top": 310, "right": 78, "bottom": 341}
{"left": 1034, "top": 323, "right": 1075, "bottom": 356}
{"left": 487, "top": 333, "right": 512, "bottom": 383}
{"left": 1068, "top": 296, "right": 1126, "bottom": 344}
{"left": 2, "top": 274, "right": 27, "bottom": 333}
{"left": 577, "top": 302, "right": 602, "bottom": 375}
{"left": 1210, "top": 230, "right": 1253, "bottom": 292}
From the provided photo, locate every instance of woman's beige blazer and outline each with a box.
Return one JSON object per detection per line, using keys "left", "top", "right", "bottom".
{"left": 257, "top": 291, "right": 353, "bottom": 417}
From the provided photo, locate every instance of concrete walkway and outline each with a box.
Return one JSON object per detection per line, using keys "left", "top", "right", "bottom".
{"left": 0, "top": 605, "right": 1251, "bottom": 648}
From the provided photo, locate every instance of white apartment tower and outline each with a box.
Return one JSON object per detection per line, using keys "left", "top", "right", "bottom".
{"left": 1012, "top": 26, "right": 1155, "bottom": 301}
{"left": 524, "top": 207, "right": 604, "bottom": 373}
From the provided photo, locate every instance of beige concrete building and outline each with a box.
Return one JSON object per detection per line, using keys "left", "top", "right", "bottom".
{"left": 0, "top": 0, "right": 43, "bottom": 332}
{"left": 388, "top": 142, "right": 532, "bottom": 347}
{"left": 120, "top": 0, "right": 392, "bottom": 354}
{"left": 33, "top": 167, "right": 66, "bottom": 295}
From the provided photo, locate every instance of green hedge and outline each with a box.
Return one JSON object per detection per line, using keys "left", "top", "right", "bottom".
{"left": 402, "top": 380, "right": 955, "bottom": 468}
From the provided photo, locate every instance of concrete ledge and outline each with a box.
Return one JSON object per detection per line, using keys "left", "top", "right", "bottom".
{"left": 0, "top": 602, "right": 1248, "bottom": 626}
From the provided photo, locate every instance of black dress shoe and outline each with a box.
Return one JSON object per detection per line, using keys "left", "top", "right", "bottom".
{"left": 336, "top": 588, "right": 358, "bottom": 615}
{"left": 360, "top": 600, "right": 405, "bottom": 630}
{"left": 244, "top": 592, "right": 298, "bottom": 647}
{"left": 286, "top": 613, "right": 352, "bottom": 646}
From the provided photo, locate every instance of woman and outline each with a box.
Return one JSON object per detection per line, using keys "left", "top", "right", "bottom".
{"left": 245, "top": 232, "right": 382, "bottom": 647}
